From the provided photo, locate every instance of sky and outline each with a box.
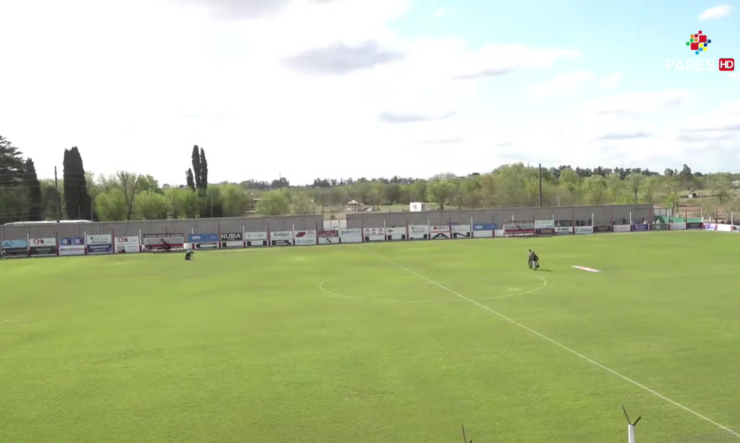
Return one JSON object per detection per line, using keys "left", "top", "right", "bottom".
{"left": 0, "top": 0, "right": 738, "bottom": 185}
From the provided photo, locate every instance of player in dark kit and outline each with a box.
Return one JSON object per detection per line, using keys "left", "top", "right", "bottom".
{"left": 185, "top": 250, "right": 194, "bottom": 261}
{"left": 527, "top": 249, "right": 539, "bottom": 270}
{"left": 530, "top": 251, "right": 539, "bottom": 270}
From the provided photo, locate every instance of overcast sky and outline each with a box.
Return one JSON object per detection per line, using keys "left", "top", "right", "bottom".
{"left": 0, "top": 0, "right": 738, "bottom": 185}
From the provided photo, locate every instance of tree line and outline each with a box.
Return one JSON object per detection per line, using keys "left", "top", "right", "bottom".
{"left": 1, "top": 133, "right": 738, "bottom": 224}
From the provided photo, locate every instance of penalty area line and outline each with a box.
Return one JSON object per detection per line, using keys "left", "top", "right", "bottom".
{"left": 359, "top": 245, "right": 740, "bottom": 439}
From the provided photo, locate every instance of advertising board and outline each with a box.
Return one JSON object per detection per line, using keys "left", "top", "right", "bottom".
{"left": 473, "top": 223, "right": 494, "bottom": 238}
{"left": 534, "top": 220, "right": 555, "bottom": 229}
{"left": 318, "top": 231, "right": 339, "bottom": 245}
{"left": 575, "top": 226, "right": 593, "bottom": 234}
{"left": 294, "top": 230, "right": 317, "bottom": 246}
{"left": 220, "top": 232, "right": 244, "bottom": 248}
{"left": 386, "top": 227, "right": 406, "bottom": 241}
{"left": 409, "top": 225, "right": 428, "bottom": 240}
{"left": 452, "top": 225, "right": 471, "bottom": 238}
{"left": 687, "top": 222, "right": 704, "bottom": 230}
{"left": 503, "top": 221, "right": 535, "bottom": 236}
{"left": 339, "top": 229, "right": 362, "bottom": 243}
{"left": 613, "top": 225, "right": 631, "bottom": 233}
{"left": 364, "top": 227, "right": 385, "bottom": 242}
{"left": 59, "top": 237, "right": 86, "bottom": 256}
{"left": 632, "top": 224, "right": 649, "bottom": 232}
{"left": 670, "top": 223, "right": 687, "bottom": 231}
{"left": 115, "top": 236, "right": 140, "bottom": 253}
{"left": 535, "top": 228, "right": 555, "bottom": 236}
{"left": 593, "top": 225, "right": 613, "bottom": 233}
{"left": 702, "top": 223, "right": 717, "bottom": 231}
{"left": 554, "top": 226, "right": 573, "bottom": 235}
{"left": 429, "top": 226, "right": 450, "bottom": 240}
{"left": 651, "top": 223, "right": 669, "bottom": 231}
{"left": 1, "top": 239, "right": 28, "bottom": 258}
{"left": 717, "top": 224, "right": 733, "bottom": 232}
{"left": 86, "top": 234, "right": 113, "bottom": 254}
{"left": 245, "top": 231, "right": 268, "bottom": 247}
{"left": 270, "top": 231, "right": 293, "bottom": 246}
{"left": 188, "top": 233, "right": 219, "bottom": 250}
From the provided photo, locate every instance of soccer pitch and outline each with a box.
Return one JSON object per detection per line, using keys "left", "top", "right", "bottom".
{"left": 2, "top": 232, "right": 740, "bottom": 443}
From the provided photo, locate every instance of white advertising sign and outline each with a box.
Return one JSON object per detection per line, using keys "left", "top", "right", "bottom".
{"left": 59, "top": 246, "right": 85, "bottom": 256}
{"left": 717, "top": 224, "right": 733, "bottom": 232}
{"left": 452, "top": 225, "right": 471, "bottom": 238}
{"left": 555, "top": 227, "right": 573, "bottom": 234}
{"left": 339, "top": 228, "right": 362, "bottom": 243}
{"left": 115, "top": 236, "right": 140, "bottom": 253}
{"left": 245, "top": 232, "right": 268, "bottom": 240}
{"left": 472, "top": 230, "right": 493, "bottom": 238}
{"left": 409, "top": 225, "right": 428, "bottom": 240}
{"left": 364, "top": 227, "right": 384, "bottom": 242}
{"left": 670, "top": 223, "right": 687, "bottom": 231}
{"left": 294, "top": 230, "right": 317, "bottom": 246}
{"left": 86, "top": 234, "right": 112, "bottom": 245}
{"left": 386, "top": 227, "right": 406, "bottom": 240}
{"left": 430, "top": 225, "right": 450, "bottom": 233}
{"left": 534, "top": 220, "right": 555, "bottom": 229}
{"left": 575, "top": 226, "right": 594, "bottom": 234}
{"left": 613, "top": 225, "right": 631, "bottom": 233}
{"left": 271, "top": 231, "right": 293, "bottom": 239}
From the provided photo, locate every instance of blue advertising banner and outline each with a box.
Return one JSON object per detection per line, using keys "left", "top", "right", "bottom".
{"left": 473, "top": 224, "right": 497, "bottom": 231}
{"left": 2, "top": 239, "right": 28, "bottom": 248}
{"left": 632, "top": 224, "right": 649, "bottom": 232}
{"left": 189, "top": 233, "right": 218, "bottom": 242}
{"left": 1, "top": 239, "right": 28, "bottom": 257}
{"left": 87, "top": 244, "right": 112, "bottom": 254}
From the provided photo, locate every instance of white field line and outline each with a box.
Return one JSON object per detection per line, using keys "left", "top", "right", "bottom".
{"left": 359, "top": 245, "right": 740, "bottom": 438}
{"left": 319, "top": 275, "right": 547, "bottom": 304}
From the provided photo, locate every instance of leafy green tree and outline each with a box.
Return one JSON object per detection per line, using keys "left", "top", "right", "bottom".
{"left": 626, "top": 172, "right": 643, "bottom": 203}
{"left": 114, "top": 171, "right": 142, "bottom": 220}
{"left": 0, "top": 135, "right": 30, "bottom": 224}
{"left": 256, "top": 189, "right": 290, "bottom": 216}
{"left": 24, "top": 159, "right": 43, "bottom": 221}
{"left": 135, "top": 191, "right": 169, "bottom": 220}
{"left": 95, "top": 189, "right": 128, "bottom": 221}
{"left": 291, "top": 190, "right": 314, "bottom": 215}
{"left": 165, "top": 188, "right": 199, "bottom": 219}
{"left": 426, "top": 178, "right": 457, "bottom": 210}
{"left": 640, "top": 176, "right": 660, "bottom": 203}
{"left": 410, "top": 179, "right": 427, "bottom": 202}
{"left": 583, "top": 175, "right": 607, "bottom": 205}
{"left": 220, "top": 185, "right": 252, "bottom": 217}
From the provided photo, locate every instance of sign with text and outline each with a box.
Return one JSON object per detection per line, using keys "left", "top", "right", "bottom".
{"left": 1, "top": 239, "right": 28, "bottom": 257}
{"left": 613, "top": 225, "right": 631, "bottom": 233}
{"left": 593, "top": 225, "right": 613, "bottom": 233}
{"left": 575, "top": 226, "right": 594, "bottom": 234}
{"left": 555, "top": 227, "right": 573, "bottom": 235}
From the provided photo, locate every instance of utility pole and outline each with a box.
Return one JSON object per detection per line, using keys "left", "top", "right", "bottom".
{"left": 54, "top": 166, "right": 61, "bottom": 222}
{"left": 538, "top": 163, "right": 543, "bottom": 207}
{"left": 210, "top": 194, "right": 213, "bottom": 218}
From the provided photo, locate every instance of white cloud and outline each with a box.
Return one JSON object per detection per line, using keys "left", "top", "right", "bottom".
{"left": 599, "top": 73, "right": 622, "bottom": 90}
{"left": 698, "top": 4, "right": 733, "bottom": 19}
{"left": 0, "top": 0, "right": 735, "bottom": 185}
{"left": 528, "top": 71, "right": 593, "bottom": 98}
{"left": 431, "top": 7, "right": 453, "bottom": 17}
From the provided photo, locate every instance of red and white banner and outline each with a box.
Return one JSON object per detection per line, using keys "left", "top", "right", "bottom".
{"left": 430, "top": 225, "right": 450, "bottom": 239}
{"left": 318, "top": 230, "right": 338, "bottom": 245}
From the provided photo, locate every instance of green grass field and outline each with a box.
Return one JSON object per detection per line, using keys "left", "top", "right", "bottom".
{"left": 2, "top": 232, "right": 740, "bottom": 443}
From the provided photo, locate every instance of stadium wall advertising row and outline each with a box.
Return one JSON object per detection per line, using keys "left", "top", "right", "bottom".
{"left": 2, "top": 222, "right": 738, "bottom": 258}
